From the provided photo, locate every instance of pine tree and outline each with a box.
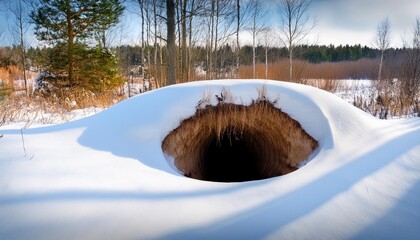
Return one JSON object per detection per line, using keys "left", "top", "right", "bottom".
{"left": 31, "top": 0, "right": 124, "bottom": 88}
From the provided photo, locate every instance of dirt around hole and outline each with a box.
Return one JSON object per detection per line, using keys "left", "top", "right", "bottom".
{"left": 162, "top": 98, "right": 318, "bottom": 183}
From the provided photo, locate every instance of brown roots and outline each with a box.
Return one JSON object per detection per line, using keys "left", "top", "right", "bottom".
{"left": 162, "top": 99, "right": 318, "bottom": 182}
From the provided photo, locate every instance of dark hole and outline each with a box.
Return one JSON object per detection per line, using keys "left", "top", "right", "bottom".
{"left": 202, "top": 131, "right": 262, "bottom": 182}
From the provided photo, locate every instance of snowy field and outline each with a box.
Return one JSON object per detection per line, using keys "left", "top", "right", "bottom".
{"left": 0, "top": 79, "right": 419, "bottom": 239}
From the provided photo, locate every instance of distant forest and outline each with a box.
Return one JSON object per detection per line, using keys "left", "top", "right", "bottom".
{"left": 1, "top": 43, "right": 385, "bottom": 68}
{"left": 0, "top": 43, "right": 413, "bottom": 82}
{"left": 113, "top": 44, "right": 389, "bottom": 66}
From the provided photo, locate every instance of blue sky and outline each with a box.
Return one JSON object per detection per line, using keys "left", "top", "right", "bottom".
{"left": 0, "top": 0, "right": 419, "bottom": 48}
{"left": 126, "top": 0, "right": 420, "bottom": 48}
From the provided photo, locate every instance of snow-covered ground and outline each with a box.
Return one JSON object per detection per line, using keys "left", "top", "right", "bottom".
{"left": 0, "top": 107, "right": 103, "bottom": 130}
{"left": 0, "top": 79, "right": 419, "bottom": 239}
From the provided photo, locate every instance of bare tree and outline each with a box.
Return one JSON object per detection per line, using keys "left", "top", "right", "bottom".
{"left": 208, "top": 0, "right": 216, "bottom": 79}
{"left": 236, "top": 0, "right": 240, "bottom": 78}
{"left": 8, "top": 0, "right": 30, "bottom": 94}
{"left": 146, "top": 1, "right": 150, "bottom": 60}
{"left": 138, "top": 0, "right": 165, "bottom": 88}
{"left": 152, "top": 0, "right": 160, "bottom": 87}
{"left": 411, "top": 17, "right": 420, "bottom": 116}
{"left": 166, "top": 0, "right": 177, "bottom": 85}
{"left": 138, "top": 0, "right": 145, "bottom": 78}
{"left": 0, "top": 1, "right": 5, "bottom": 45}
{"left": 248, "top": 0, "right": 266, "bottom": 78}
{"left": 262, "top": 28, "right": 275, "bottom": 79}
{"left": 187, "top": 0, "right": 196, "bottom": 81}
{"left": 178, "top": 0, "right": 187, "bottom": 82}
{"left": 278, "top": 0, "right": 315, "bottom": 82}
{"left": 399, "top": 17, "right": 420, "bottom": 116}
{"left": 0, "top": 30, "right": 3, "bottom": 45}
{"left": 140, "top": 0, "right": 145, "bottom": 63}
{"left": 176, "top": 0, "right": 200, "bottom": 83}
{"left": 216, "top": 0, "right": 236, "bottom": 79}
{"left": 374, "top": 18, "right": 392, "bottom": 119}
{"left": 205, "top": 0, "right": 236, "bottom": 79}
{"left": 376, "top": 18, "right": 391, "bottom": 81}
{"left": 234, "top": 0, "right": 251, "bottom": 78}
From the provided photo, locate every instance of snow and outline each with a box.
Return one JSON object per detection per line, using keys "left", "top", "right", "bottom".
{"left": 0, "top": 107, "right": 103, "bottom": 130}
{"left": 0, "top": 79, "right": 419, "bottom": 239}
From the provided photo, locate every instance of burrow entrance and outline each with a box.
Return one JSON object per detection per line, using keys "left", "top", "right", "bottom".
{"left": 162, "top": 98, "right": 318, "bottom": 182}
{"left": 203, "top": 127, "right": 260, "bottom": 182}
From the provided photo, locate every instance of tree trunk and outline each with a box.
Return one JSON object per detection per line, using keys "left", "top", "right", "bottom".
{"left": 209, "top": 0, "right": 215, "bottom": 79}
{"left": 214, "top": 0, "right": 219, "bottom": 79}
{"left": 265, "top": 45, "right": 268, "bottom": 79}
{"left": 236, "top": 0, "right": 240, "bottom": 78}
{"left": 289, "top": 46, "right": 293, "bottom": 82}
{"left": 159, "top": 24, "right": 163, "bottom": 86}
{"left": 280, "top": 0, "right": 314, "bottom": 82}
{"left": 252, "top": 31, "right": 256, "bottom": 78}
{"left": 252, "top": 11, "right": 256, "bottom": 79}
{"left": 140, "top": 0, "right": 145, "bottom": 76}
{"left": 181, "top": 0, "right": 188, "bottom": 82}
{"left": 166, "top": 0, "right": 177, "bottom": 85}
{"left": 188, "top": 0, "right": 195, "bottom": 81}
{"left": 66, "top": 0, "right": 74, "bottom": 85}
{"left": 288, "top": 2, "right": 293, "bottom": 82}
{"left": 18, "top": 4, "right": 27, "bottom": 94}
{"left": 146, "top": 0, "right": 151, "bottom": 88}
{"left": 176, "top": 0, "right": 181, "bottom": 82}
{"left": 153, "top": 0, "right": 159, "bottom": 88}
{"left": 378, "top": 50, "right": 384, "bottom": 81}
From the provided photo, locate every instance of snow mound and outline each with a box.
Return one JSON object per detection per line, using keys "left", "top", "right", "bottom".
{"left": 0, "top": 79, "right": 419, "bottom": 239}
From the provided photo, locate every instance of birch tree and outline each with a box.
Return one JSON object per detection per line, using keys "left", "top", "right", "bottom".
{"left": 278, "top": 0, "right": 315, "bottom": 82}
{"left": 233, "top": 0, "right": 251, "bottom": 78}
{"left": 374, "top": 18, "right": 391, "bottom": 119}
{"left": 376, "top": 18, "right": 391, "bottom": 81}
{"left": 262, "top": 28, "right": 275, "bottom": 79}
{"left": 248, "top": 0, "right": 266, "bottom": 78}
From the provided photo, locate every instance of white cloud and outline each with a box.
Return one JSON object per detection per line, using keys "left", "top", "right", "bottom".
{"left": 308, "top": 0, "right": 420, "bottom": 46}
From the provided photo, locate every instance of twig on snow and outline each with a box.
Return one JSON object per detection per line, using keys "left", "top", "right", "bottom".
{"left": 20, "top": 128, "right": 27, "bottom": 157}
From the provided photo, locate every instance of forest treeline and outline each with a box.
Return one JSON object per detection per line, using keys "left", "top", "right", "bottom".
{"left": 0, "top": 42, "right": 412, "bottom": 82}
{"left": 0, "top": 44, "right": 413, "bottom": 80}
{"left": 0, "top": 43, "right": 384, "bottom": 70}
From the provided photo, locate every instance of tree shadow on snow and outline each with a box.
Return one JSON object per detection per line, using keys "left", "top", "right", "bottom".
{"left": 1, "top": 130, "right": 417, "bottom": 239}
{"left": 158, "top": 129, "right": 420, "bottom": 239}
{"left": 352, "top": 180, "right": 420, "bottom": 240}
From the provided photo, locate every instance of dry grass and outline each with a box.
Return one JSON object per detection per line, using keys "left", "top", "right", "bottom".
{"left": 0, "top": 89, "right": 124, "bottom": 127}
{"left": 162, "top": 90, "right": 318, "bottom": 182}
{"left": 239, "top": 58, "right": 379, "bottom": 82}
{"left": 0, "top": 66, "right": 21, "bottom": 87}
{"left": 0, "top": 94, "right": 79, "bottom": 127}
{"left": 48, "top": 88, "right": 125, "bottom": 109}
{"left": 0, "top": 66, "right": 125, "bottom": 127}
{"left": 306, "top": 79, "right": 340, "bottom": 92}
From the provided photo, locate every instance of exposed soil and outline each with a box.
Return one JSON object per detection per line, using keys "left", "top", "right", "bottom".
{"left": 162, "top": 100, "right": 318, "bottom": 182}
